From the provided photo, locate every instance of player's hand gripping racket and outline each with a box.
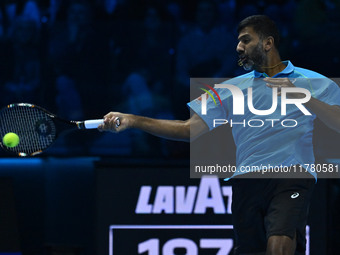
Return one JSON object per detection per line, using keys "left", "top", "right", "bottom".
{"left": 0, "top": 103, "right": 119, "bottom": 156}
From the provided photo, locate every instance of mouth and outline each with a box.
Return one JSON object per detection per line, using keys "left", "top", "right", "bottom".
{"left": 238, "top": 55, "right": 247, "bottom": 66}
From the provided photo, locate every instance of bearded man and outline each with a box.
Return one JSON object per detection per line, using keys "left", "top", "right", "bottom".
{"left": 99, "top": 15, "right": 340, "bottom": 255}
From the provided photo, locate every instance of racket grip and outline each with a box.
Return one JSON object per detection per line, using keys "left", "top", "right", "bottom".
{"left": 84, "top": 119, "right": 104, "bottom": 129}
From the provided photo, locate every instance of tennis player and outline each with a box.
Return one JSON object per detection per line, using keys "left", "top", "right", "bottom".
{"left": 99, "top": 15, "right": 340, "bottom": 255}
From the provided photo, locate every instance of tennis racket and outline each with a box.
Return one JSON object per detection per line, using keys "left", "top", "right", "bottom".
{"left": 0, "top": 103, "right": 118, "bottom": 157}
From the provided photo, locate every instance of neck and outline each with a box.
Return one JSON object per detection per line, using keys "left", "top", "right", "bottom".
{"left": 257, "top": 55, "right": 285, "bottom": 77}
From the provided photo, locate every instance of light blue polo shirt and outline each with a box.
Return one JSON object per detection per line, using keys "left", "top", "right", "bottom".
{"left": 188, "top": 61, "right": 340, "bottom": 180}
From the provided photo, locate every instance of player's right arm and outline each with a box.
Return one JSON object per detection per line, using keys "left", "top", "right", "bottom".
{"left": 98, "top": 112, "right": 208, "bottom": 142}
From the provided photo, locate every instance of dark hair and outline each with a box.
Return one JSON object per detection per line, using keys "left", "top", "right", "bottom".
{"left": 237, "top": 15, "right": 280, "bottom": 48}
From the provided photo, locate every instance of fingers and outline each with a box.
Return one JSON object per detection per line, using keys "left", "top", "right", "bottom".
{"left": 98, "top": 112, "right": 122, "bottom": 133}
{"left": 263, "top": 77, "right": 296, "bottom": 83}
{"left": 263, "top": 78, "right": 289, "bottom": 97}
{"left": 263, "top": 77, "right": 295, "bottom": 88}
{"left": 263, "top": 78, "right": 304, "bottom": 98}
{"left": 263, "top": 77, "right": 289, "bottom": 82}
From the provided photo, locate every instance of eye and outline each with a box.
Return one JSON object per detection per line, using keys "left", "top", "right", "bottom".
{"left": 243, "top": 38, "right": 250, "bottom": 44}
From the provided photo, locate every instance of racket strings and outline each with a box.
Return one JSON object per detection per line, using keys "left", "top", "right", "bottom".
{"left": 0, "top": 106, "right": 56, "bottom": 156}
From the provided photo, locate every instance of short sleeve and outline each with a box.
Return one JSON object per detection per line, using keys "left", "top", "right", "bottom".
{"left": 309, "top": 78, "right": 340, "bottom": 106}
{"left": 187, "top": 94, "right": 228, "bottom": 131}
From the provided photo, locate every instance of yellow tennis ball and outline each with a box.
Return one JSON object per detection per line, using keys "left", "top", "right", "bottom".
{"left": 2, "top": 132, "right": 20, "bottom": 148}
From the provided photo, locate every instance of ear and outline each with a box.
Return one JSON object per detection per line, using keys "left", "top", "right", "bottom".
{"left": 263, "top": 36, "right": 274, "bottom": 52}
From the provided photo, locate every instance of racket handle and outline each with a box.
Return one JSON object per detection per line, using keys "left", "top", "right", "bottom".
{"left": 83, "top": 119, "right": 104, "bottom": 129}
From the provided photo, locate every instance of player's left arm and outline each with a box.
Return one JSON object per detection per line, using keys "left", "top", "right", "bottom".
{"left": 264, "top": 77, "right": 340, "bottom": 133}
{"left": 304, "top": 98, "right": 340, "bottom": 133}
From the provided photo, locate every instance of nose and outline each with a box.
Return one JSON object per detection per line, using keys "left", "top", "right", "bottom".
{"left": 236, "top": 41, "right": 244, "bottom": 54}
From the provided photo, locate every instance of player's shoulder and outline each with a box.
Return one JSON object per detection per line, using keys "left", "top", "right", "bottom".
{"left": 292, "top": 65, "right": 338, "bottom": 93}
{"left": 293, "top": 66, "right": 327, "bottom": 79}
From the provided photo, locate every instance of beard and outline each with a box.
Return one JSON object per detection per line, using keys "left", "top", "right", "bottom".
{"left": 242, "top": 42, "right": 266, "bottom": 71}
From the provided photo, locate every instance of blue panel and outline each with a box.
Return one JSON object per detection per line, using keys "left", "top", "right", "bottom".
{"left": 0, "top": 158, "right": 43, "bottom": 168}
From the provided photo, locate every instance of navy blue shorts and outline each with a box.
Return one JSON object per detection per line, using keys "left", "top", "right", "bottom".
{"left": 231, "top": 174, "right": 315, "bottom": 254}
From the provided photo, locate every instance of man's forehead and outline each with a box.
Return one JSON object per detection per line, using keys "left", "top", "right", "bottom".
{"left": 238, "top": 26, "right": 258, "bottom": 40}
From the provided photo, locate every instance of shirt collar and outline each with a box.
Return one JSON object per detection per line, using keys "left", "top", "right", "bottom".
{"left": 253, "top": 60, "right": 294, "bottom": 78}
